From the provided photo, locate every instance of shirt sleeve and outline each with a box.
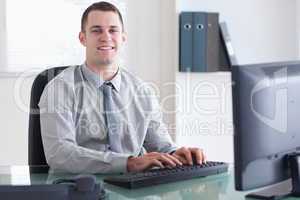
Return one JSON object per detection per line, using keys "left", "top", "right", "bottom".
{"left": 38, "top": 77, "right": 131, "bottom": 174}
{"left": 143, "top": 87, "right": 178, "bottom": 153}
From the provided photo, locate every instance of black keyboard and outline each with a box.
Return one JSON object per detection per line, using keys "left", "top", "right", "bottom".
{"left": 104, "top": 161, "right": 228, "bottom": 189}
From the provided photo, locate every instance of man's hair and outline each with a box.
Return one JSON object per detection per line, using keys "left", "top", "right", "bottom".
{"left": 81, "top": 1, "right": 124, "bottom": 32}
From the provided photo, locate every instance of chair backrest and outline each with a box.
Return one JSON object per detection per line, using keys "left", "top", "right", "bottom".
{"left": 28, "top": 66, "right": 68, "bottom": 166}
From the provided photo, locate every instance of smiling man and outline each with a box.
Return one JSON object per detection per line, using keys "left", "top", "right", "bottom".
{"left": 39, "top": 1, "right": 205, "bottom": 173}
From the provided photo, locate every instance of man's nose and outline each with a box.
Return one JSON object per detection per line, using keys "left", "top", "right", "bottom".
{"left": 99, "top": 30, "right": 112, "bottom": 41}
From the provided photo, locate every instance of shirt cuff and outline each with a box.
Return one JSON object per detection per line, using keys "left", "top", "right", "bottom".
{"left": 166, "top": 147, "right": 178, "bottom": 154}
{"left": 169, "top": 150, "right": 176, "bottom": 155}
{"left": 110, "top": 153, "right": 132, "bottom": 173}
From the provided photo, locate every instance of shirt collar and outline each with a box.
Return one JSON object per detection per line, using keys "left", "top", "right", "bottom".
{"left": 81, "top": 63, "right": 121, "bottom": 92}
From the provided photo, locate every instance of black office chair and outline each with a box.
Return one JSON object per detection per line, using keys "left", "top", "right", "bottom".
{"left": 28, "top": 66, "right": 68, "bottom": 166}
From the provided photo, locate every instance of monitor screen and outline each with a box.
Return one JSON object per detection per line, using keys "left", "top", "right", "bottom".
{"left": 232, "top": 61, "right": 300, "bottom": 198}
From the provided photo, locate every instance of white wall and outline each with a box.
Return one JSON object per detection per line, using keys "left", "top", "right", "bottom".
{"left": 0, "top": 76, "right": 34, "bottom": 165}
{"left": 0, "top": 0, "right": 6, "bottom": 69}
{"left": 125, "top": 0, "right": 177, "bottom": 137}
{"left": 298, "top": 0, "right": 300, "bottom": 57}
{"left": 176, "top": 0, "right": 298, "bottom": 163}
{"left": 0, "top": 0, "right": 50, "bottom": 165}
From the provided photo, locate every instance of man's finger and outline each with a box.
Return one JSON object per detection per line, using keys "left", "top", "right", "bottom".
{"left": 190, "top": 148, "right": 205, "bottom": 164}
{"left": 150, "top": 159, "right": 164, "bottom": 169}
{"left": 172, "top": 154, "right": 188, "bottom": 165}
{"left": 158, "top": 154, "right": 177, "bottom": 167}
{"left": 181, "top": 147, "right": 193, "bottom": 165}
{"left": 165, "top": 153, "right": 182, "bottom": 166}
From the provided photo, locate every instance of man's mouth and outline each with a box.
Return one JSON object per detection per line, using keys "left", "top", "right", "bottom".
{"left": 97, "top": 46, "right": 115, "bottom": 51}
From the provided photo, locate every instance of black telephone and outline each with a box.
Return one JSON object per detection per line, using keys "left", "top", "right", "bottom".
{"left": 53, "top": 174, "right": 107, "bottom": 200}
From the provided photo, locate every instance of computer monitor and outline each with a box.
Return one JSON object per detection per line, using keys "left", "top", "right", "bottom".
{"left": 232, "top": 61, "right": 300, "bottom": 199}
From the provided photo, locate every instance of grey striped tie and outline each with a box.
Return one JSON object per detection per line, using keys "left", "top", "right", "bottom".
{"left": 102, "top": 82, "right": 123, "bottom": 153}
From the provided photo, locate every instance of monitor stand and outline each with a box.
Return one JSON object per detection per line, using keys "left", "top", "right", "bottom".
{"left": 246, "top": 153, "right": 300, "bottom": 200}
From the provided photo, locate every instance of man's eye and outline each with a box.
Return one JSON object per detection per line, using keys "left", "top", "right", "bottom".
{"left": 109, "top": 29, "right": 119, "bottom": 33}
{"left": 91, "top": 29, "right": 101, "bottom": 33}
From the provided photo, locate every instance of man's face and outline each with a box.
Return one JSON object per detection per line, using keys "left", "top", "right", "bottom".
{"left": 79, "top": 11, "right": 126, "bottom": 67}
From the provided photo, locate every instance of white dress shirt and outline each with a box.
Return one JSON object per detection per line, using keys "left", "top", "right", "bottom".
{"left": 38, "top": 64, "right": 177, "bottom": 173}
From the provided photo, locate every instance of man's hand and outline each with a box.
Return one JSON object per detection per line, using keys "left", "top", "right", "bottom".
{"left": 127, "top": 152, "right": 182, "bottom": 173}
{"left": 172, "top": 147, "right": 206, "bottom": 165}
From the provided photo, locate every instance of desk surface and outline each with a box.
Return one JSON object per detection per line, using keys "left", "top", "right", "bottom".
{"left": 0, "top": 165, "right": 298, "bottom": 200}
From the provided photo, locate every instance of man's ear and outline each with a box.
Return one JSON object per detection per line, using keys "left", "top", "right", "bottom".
{"left": 122, "top": 31, "right": 127, "bottom": 43}
{"left": 79, "top": 31, "right": 87, "bottom": 47}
